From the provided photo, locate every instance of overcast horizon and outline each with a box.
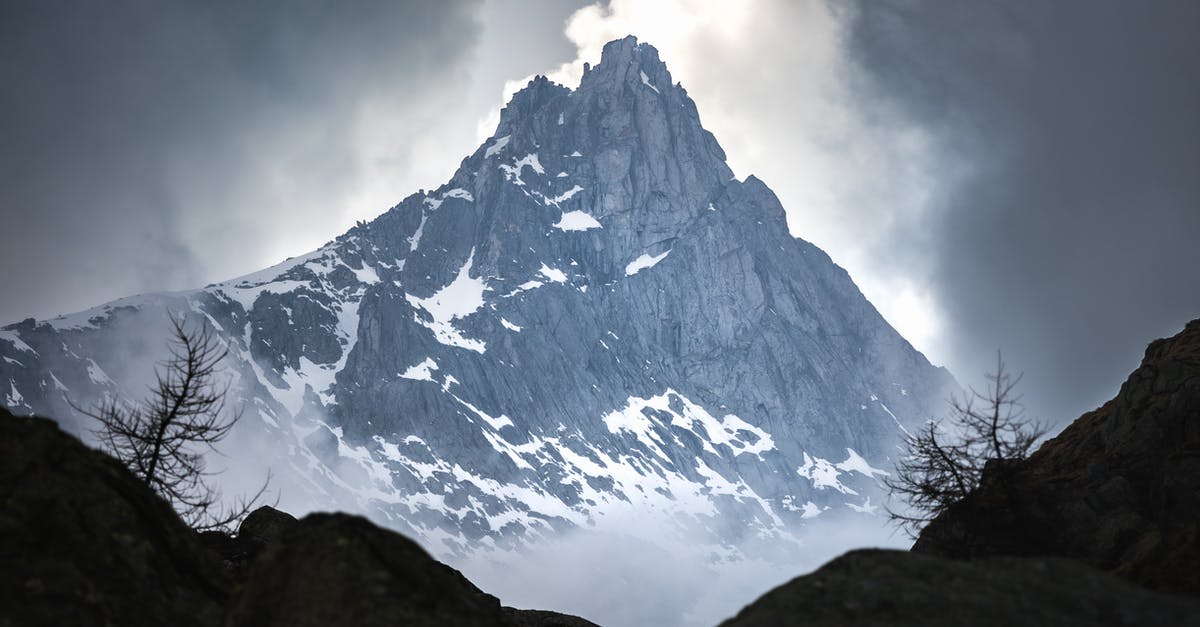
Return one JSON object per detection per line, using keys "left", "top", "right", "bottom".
{"left": 2, "top": 0, "right": 1198, "bottom": 428}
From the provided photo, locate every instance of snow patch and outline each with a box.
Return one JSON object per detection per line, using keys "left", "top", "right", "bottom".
{"left": 640, "top": 70, "right": 660, "bottom": 94}
{"left": 484, "top": 135, "right": 510, "bottom": 158}
{"left": 500, "top": 318, "right": 522, "bottom": 332}
{"left": 503, "top": 280, "right": 544, "bottom": 298}
{"left": 602, "top": 390, "right": 775, "bottom": 460}
{"left": 217, "top": 246, "right": 331, "bottom": 292}
{"left": 499, "top": 153, "right": 545, "bottom": 186}
{"left": 538, "top": 264, "right": 567, "bottom": 284}
{"left": 835, "top": 448, "right": 889, "bottom": 479}
{"left": 0, "top": 330, "right": 35, "bottom": 354}
{"left": 447, "top": 391, "right": 514, "bottom": 432}
{"left": 86, "top": 359, "right": 114, "bottom": 385}
{"left": 350, "top": 263, "right": 380, "bottom": 285}
{"left": 6, "top": 379, "right": 24, "bottom": 407}
{"left": 797, "top": 453, "right": 858, "bottom": 495}
{"left": 400, "top": 358, "right": 439, "bottom": 382}
{"left": 408, "top": 212, "right": 428, "bottom": 252}
{"left": 405, "top": 249, "right": 488, "bottom": 353}
{"left": 553, "top": 210, "right": 602, "bottom": 231}
{"left": 546, "top": 185, "right": 584, "bottom": 205}
{"left": 443, "top": 188, "right": 474, "bottom": 202}
{"left": 624, "top": 250, "right": 671, "bottom": 276}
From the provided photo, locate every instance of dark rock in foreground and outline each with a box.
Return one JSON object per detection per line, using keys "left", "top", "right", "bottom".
{"left": 6, "top": 320, "right": 1200, "bottom": 626}
{"left": 915, "top": 318, "right": 1200, "bottom": 596}
{"left": 226, "top": 512, "right": 536, "bottom": 627}
{"left": 0, "top": 407, "right": 597, "bottom": 627}
{"left": 719, "top": 549, "right": 1200, "bottom": 627}
{"left": 723, "top": 320, "right": 1200, "bottom": 625}
{"left": 0, "top": 408, "right": 229, "bottom": 627}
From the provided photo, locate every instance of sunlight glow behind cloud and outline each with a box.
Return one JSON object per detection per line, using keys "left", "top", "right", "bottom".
{"left": 477, "top": 0, "right": 957, "bottom": 365}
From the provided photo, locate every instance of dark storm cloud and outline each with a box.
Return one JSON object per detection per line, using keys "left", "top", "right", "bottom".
{"left": 0, "top": 0, "right": 483, "bottom": 324}
{"left": 848, "top": 1, "right": 1200, "bottom": 424}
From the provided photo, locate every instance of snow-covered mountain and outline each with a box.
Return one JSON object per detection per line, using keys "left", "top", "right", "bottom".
{"left": 0, "top": 37, "right": 955, "bottom": 558}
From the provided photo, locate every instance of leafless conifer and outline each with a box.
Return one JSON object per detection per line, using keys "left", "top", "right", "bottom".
{"left": 885, "top": 353, "right": 1047, "bottom": 537}
{"left": 79, "top": 316, "right": 268, "bottom": 531}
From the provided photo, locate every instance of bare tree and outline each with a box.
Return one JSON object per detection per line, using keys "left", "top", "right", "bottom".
{"left": 885, "top": 353, "right": 1047, "bottom": 537}
{"left": 79, "top": 316, "right": 268, "bottom": 531}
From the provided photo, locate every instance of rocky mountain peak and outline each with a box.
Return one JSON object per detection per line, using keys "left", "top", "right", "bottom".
{"left": 0, "top": 37, "right": 956, "bottom": 560}
{"left": 483, "top": 36, "right": 731, "bottom": 236}
{"left": 585, "top": 35, "right": 672, "bottom": 91}
{"left": 495, "top": 74, "right": 570, "bottom": 131}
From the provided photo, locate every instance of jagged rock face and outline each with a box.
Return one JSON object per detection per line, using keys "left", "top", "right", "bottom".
{"left": 0, "top": 37, "right": 955, "bottom": 556}
{"left": 914, "top": 318, "right": 1200, "bottom": 597}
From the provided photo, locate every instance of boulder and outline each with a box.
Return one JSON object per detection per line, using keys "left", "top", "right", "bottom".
{"left": 237, "top": 506, "right": 297, "bottom": 550}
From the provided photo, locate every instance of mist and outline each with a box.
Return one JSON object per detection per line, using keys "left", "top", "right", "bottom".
{"left": 454, "top": 512, "right": 907, "bottom": 627}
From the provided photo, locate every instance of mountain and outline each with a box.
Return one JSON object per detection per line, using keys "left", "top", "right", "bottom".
{"left": 0, "top": 36, "right": 955, "bottom": 557}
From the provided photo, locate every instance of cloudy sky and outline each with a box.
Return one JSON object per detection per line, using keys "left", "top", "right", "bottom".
{"left": 2, "top": 0, "right": 1197, "bottom": 426}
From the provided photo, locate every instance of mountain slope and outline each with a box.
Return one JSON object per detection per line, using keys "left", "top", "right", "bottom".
{"left": 0, "top": 36, "right": 955, "bottom": 556}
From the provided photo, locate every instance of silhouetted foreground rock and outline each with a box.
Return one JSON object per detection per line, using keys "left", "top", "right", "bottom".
{"left": 226, "top": 512, "right": 526, "bottom": 626}
{"left": 719, "top": 549, "right": 1199, "bottom": 627}
{"left": 723, "top": 320, "right": 1200, "bottom": 625}
{"left": 6, "top": 321, "right": 1200, "bottom": 627}
{"left": 915, "top": 318, "right": 1200, "bottom": 596}
{"left": 0, "top": 407, "right": 229, "bottom": 627}
{"left": 0, "top": 407, "right": 596, "bottom": 627}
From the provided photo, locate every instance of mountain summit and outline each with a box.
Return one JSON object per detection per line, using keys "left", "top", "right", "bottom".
{"left": 0, "top": 37, "right": 955, "bottom": 555}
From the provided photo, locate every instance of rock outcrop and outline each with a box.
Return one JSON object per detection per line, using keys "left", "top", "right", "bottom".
{"left": 719, "top": 549, "right": 1200, "bottom": 627}
{"left": 722, "top": 320, "right": 1200, "bottom": 625}
{"left": 914, "top": 318, "right": 1200, "bottom": 596}
{"left": 0, "top": 407, "right": 596, "bottom": 627}
{"left": 0, "top": 408, "right": 229, "bottom": 627}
